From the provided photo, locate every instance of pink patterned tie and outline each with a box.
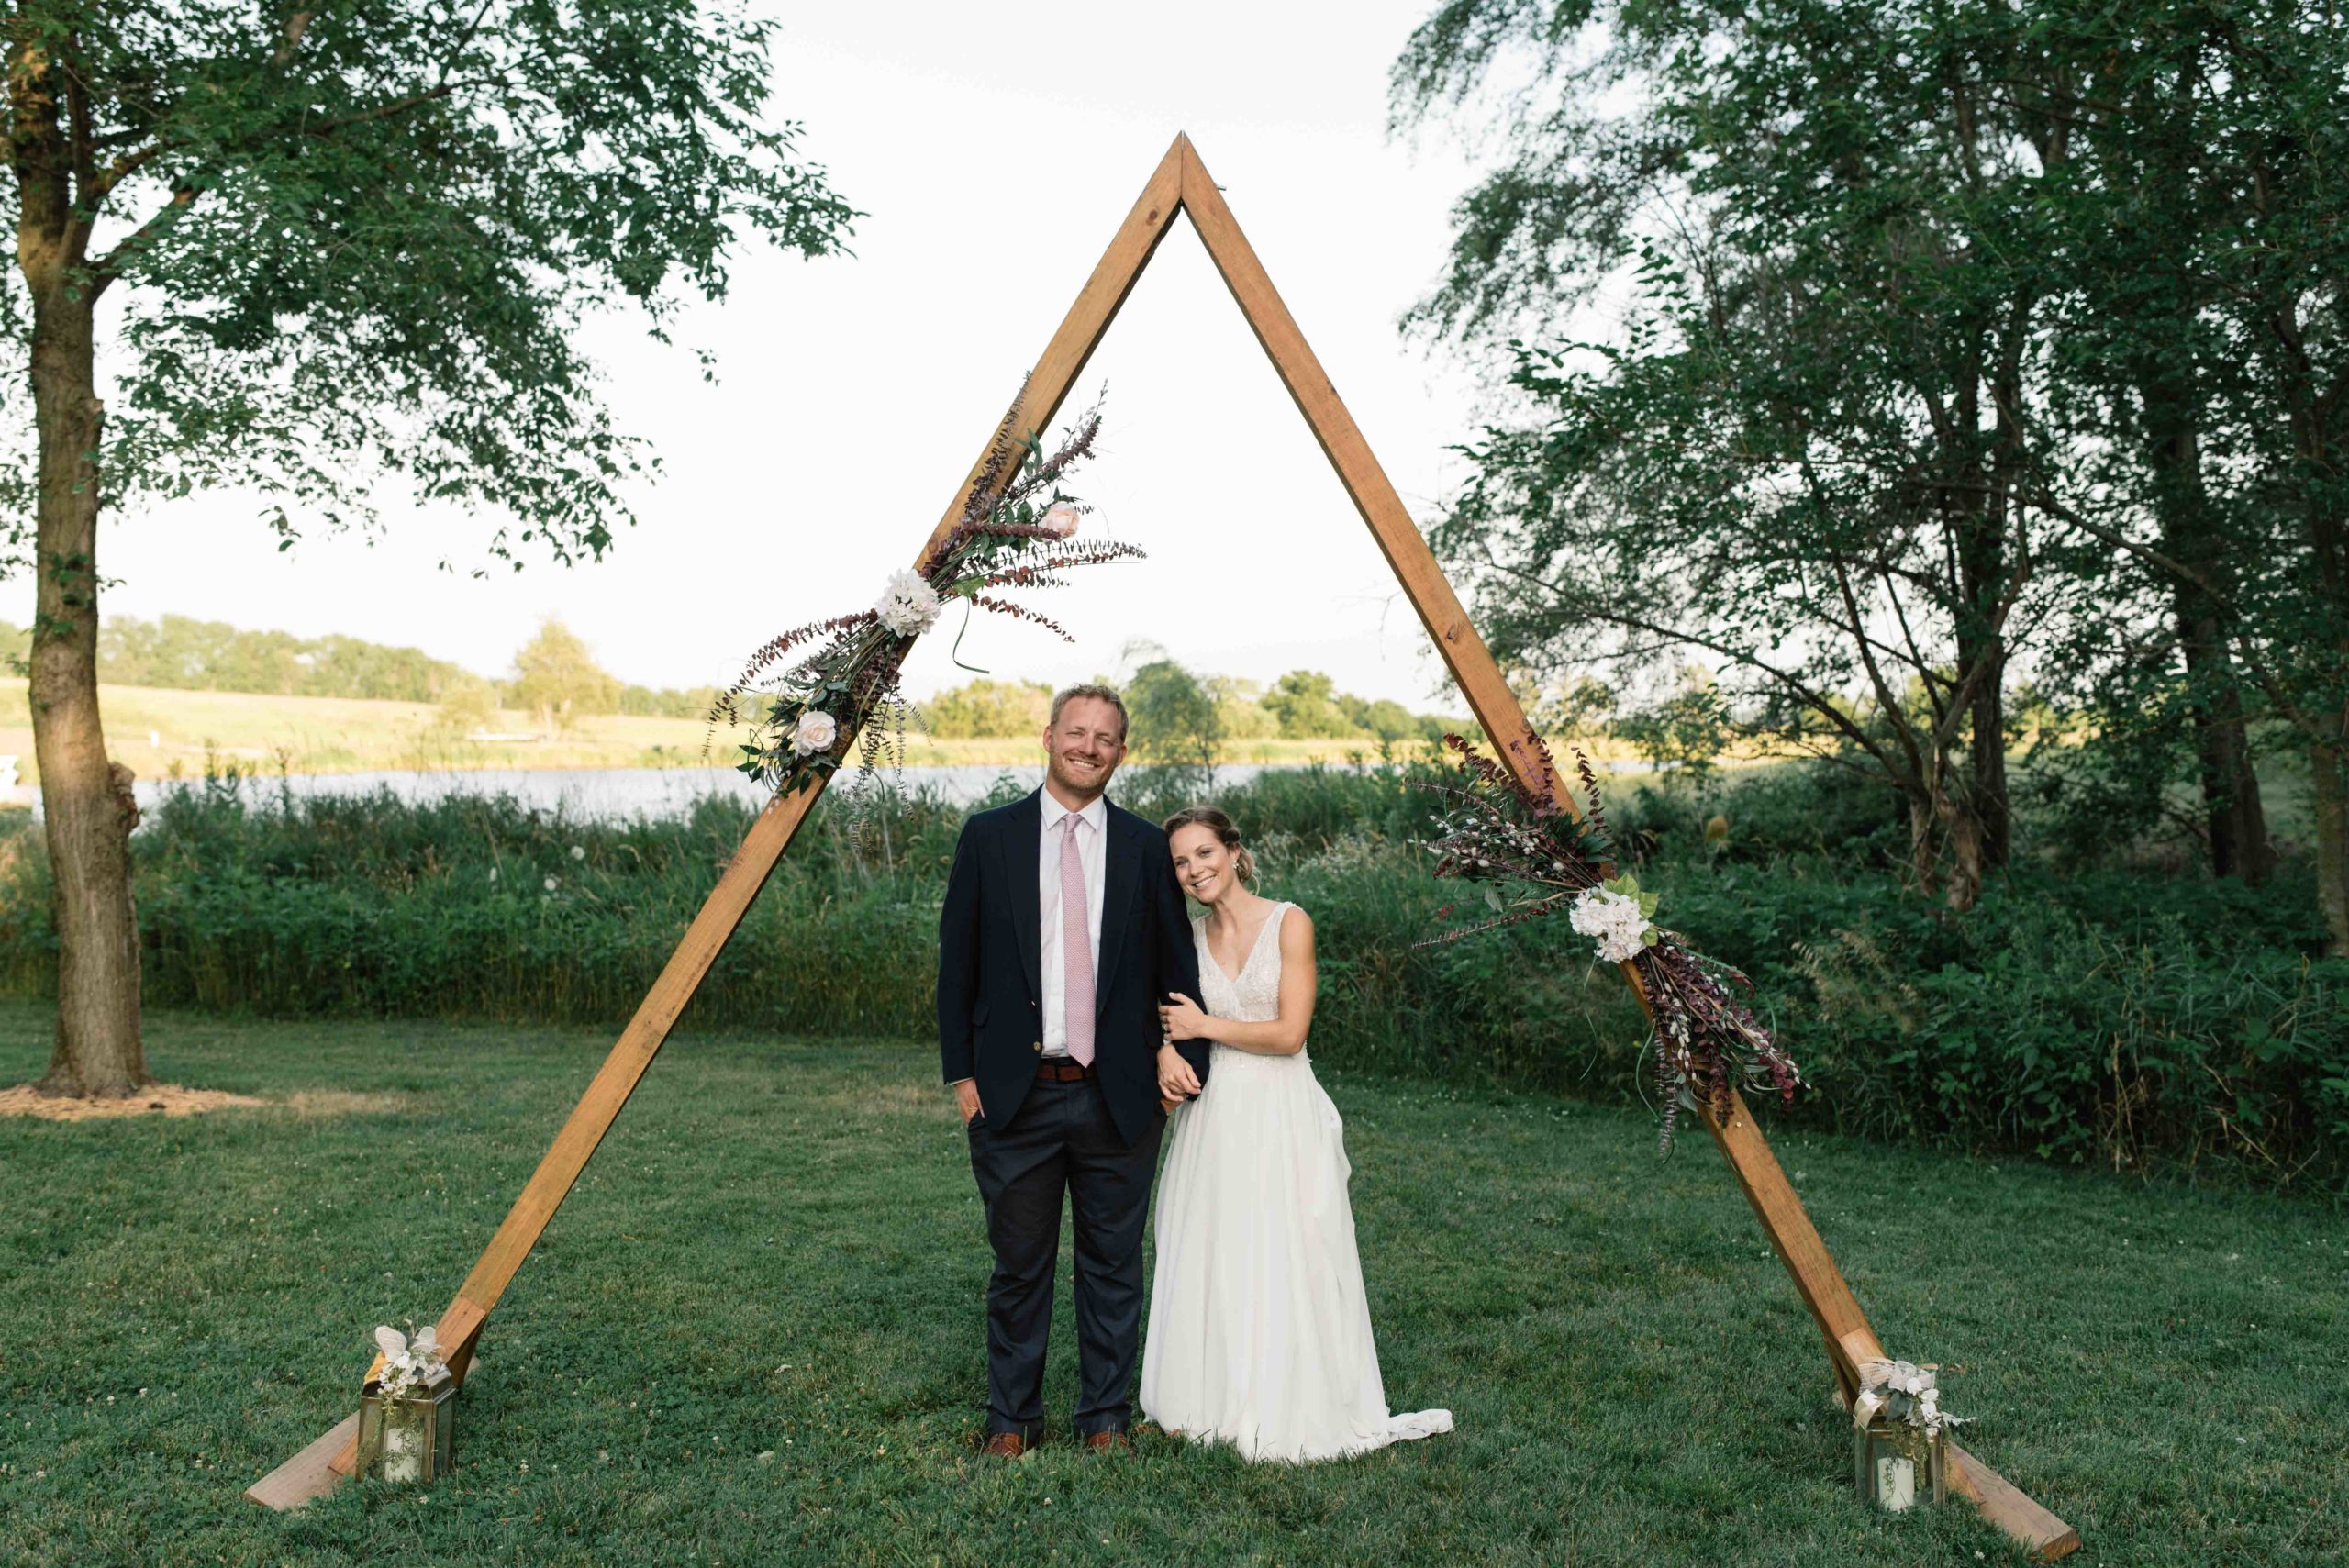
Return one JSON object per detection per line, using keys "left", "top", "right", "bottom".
{"left": 1060, "top": 814, "right": 1095, "bottom": 1066}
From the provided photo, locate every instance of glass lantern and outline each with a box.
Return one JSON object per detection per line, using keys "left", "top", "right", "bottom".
{"left": 1853, "top": 1418, "right": 1946, "bottom": 1512}
{"left": 356, "top": 1362, "right": 456, "bottom": 1483}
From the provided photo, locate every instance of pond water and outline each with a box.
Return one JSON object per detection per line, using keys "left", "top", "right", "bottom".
{"left": 32, "top": 755, "right": 1670, "bottom": 825}
{"left": 114, "top": 762, "right": 1319, "bottom": 822}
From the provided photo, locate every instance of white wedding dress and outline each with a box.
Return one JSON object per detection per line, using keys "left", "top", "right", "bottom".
{"left": 1140, "top": 902, "right": 1453, "bottom": 1461}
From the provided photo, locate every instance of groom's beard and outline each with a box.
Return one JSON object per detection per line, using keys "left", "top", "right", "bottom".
{"left": 1048, "top": 750, "right": 1119, "bottom": 803}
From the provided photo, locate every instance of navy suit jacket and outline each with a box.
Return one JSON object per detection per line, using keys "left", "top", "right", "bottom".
{"left": 938, "top": 788, "right": 1208, "bottom": 1146}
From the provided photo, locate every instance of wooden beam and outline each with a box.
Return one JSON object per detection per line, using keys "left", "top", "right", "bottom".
{"left": 248, "top": 135, "right": 1188, "bottom": 1512}
{"left": 1174, "top": 136, "right": 1880, "bottom": 1361}
{"left": 1948, "top": 1441, "right": 2082, "bottom": 1561}
{"left": 1172, "top": 137, "right": 1552, "bottom": 781}
{"left": 254, "top": 131, "right": 2075, "bottom": 1557}
{"left": 1174, "top": 138, "right": 2072, "bottom": 1555}
{"left": 242, "top": 1412, "right": 359, "bottom": 1510}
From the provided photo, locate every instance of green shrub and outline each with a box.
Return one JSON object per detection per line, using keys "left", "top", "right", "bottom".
{"left": 0, "top": 758, "right": 2337, "bottom": 1191}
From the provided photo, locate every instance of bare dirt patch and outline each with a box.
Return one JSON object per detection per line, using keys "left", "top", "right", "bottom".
{"left": 279, "top": 1089, "right": 414, "bottom": 1118}
{"left": 0, "top": 1084, "right": 420, "bottom": 1121}
{"left": 0, "top": 1083, "right": 269, "bottom": 1121}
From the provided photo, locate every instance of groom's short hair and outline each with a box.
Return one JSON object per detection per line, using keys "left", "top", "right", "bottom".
{"left": 1049, "top": 683, "right": 1130, "bottom": 741}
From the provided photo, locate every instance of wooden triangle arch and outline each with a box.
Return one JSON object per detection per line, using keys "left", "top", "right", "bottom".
{"left": 248, "top": 134, "right": 2077, "bottom": 1558}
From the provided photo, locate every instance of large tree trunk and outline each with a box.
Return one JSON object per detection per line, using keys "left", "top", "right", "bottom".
{"left": 2145, "top": 382, "right": 2274, "bottom": 882}
{"left": 2314, "top": 742, "right": 2349, "bottom": 960}
{"left": 1905, "top": 770, "right": 1987, "bottom": 913}
{"left": 27, "top": 285, "right": 148, "bottom": 1098}
{"left": 1965, "top": 639, "right": 2009, "bottom": 869}
{"left": 2176, "top": 604, "right": 2274, "bottom": 882}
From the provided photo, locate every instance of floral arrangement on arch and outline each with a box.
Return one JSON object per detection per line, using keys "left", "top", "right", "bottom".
{"left": 712, "top": 390, "right": 1139, "bottom": 797}
{"left": 1416, "top": 732, "right": 1802, "bottom": 1149}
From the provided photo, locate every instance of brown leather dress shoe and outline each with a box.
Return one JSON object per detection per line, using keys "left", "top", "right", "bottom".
{"left": 1083, "top": 1429, "right": 1133, "bottom": 1455}
{"left": 980, "top": 1432, "right": 1028, "bottom": 1459}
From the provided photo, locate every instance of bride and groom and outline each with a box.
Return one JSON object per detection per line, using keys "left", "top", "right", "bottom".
{"left": 937, "top": 683, "right": 1450, "bottom": 1460}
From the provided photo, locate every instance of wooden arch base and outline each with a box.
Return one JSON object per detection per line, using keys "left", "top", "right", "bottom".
{"left": 247, "top": 135, "right": 2078, "bottom": 1558}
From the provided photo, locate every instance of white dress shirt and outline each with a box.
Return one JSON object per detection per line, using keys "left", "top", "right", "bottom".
{"left": 1038, "top": 789, "right": 1108, "bottom": 1057}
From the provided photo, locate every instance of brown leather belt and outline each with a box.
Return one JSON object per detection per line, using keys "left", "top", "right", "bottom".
{"left": 1034, "top": 1058, "right": 1095, "bottom": 1084}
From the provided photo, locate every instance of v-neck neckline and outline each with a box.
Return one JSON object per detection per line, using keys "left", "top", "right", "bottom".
{"left": 1203, "top": 903, "right": 1280, "bottom": 987}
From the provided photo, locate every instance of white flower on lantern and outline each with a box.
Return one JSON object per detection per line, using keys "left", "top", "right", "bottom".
{"left": 792, "top": 708, "right": 839, "bottom": 756}
{"left": 1040, "top": 503, "right": 1081, "bottom": 539}
{"left": 874, "top": 569, "right": 942, "bottom": 637}
{"left": 373, "top": 1323, "right": 446, "bottom": 1401}
{"left": 1568, "top": 886, "right": 1652, "bottom": 963}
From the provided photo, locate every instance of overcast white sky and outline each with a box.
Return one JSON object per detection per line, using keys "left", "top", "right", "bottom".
{"left": 96, "top": 1, "right": 1502, "bottom": 708}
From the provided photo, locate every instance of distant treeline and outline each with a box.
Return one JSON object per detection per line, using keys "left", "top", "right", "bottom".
{"left": 0, "top": 615, "right": 1464, "bottom": 742}
{"left": 0, "top": 615, "right": 718, "bottom": 720}
{"left": 928, "top": 670, "right": 1467, "bottom": 747}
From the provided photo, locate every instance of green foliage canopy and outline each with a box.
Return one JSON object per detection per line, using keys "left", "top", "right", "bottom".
{"left": 1263, "top": 669, "right": 1364, "bottom": 740}
{"left": 0, "top": 0, "right": 856, "bottom": 562}
{"left": 510, "top": 617, "right": 619, "bottom": 729}
{"left": 921, "top": 678, "right": 1052, "bottom": 740}
{"left": 1125, "top": 657, "right": 1221, "bottom": 768}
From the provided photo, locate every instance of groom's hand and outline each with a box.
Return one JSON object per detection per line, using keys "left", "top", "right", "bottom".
{"left": 952, "top": 1078, "right": 984, "bottom": 1126}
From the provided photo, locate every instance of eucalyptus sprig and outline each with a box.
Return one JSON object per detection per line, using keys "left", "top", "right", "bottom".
{"left": 1416, "top": 732, "right": 1802, "bottom": 1149}
{"left": 710, "top": 389, "right": 1141, "bottom": 812}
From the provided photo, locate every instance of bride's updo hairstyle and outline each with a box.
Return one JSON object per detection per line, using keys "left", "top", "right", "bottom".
{"left": 1163, "top": 806, "right": 1256, "bottom": 885}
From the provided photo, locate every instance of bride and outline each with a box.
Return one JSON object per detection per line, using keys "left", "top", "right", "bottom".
{"left": 1140, "top": 805, "right": 1451, "bottom": 1461}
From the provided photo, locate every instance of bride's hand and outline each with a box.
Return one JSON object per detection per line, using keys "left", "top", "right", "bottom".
{"left": 1156, "top": 1041, "right": 1202, "bottom": 1100}
{"left": 1161, "top": 991, "right": 1211, "bottom": 1043}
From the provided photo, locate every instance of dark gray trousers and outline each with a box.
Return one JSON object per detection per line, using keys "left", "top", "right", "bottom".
{"left": 967, "top": 1074, "right": 1163, "bottom": 1440}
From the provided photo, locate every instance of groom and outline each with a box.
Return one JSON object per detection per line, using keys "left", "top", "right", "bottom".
{"left": 938, "top": 683, "right": 1208, "bottom": 1456}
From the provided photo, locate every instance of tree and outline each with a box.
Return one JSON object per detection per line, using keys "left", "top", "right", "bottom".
{"left": 1612, "top": 670, "right": 1736, "bottom": 779}
{"left": 1348, "top": 696, "right": 1421, "bottom": 744}
{"left": 1205, "top": 675, "right": 1280, "bottom": 741}
{"left": 428, "top": 673, "right": 498, "bottom": 740}
{"left": 1125, "top": 656, "right": 1222, "bottom": 769}
{"left": 1262, "top": 670, "right": 1364, "bottom": 740}
{"left": 1397, "top": 0, "right": 2347, "bottom": 929}
{"left": 1395, "top": 0, "right": 2084, "bottom": 908}
{"left": 94, "top": 614, "right": 473, "bottom": 699}
{"left": 510, "top": 617, "right": 620, "bottom": 734}
{"left": 2039, "top": 5, "right": 2347, "bottom": 940}
{"left": 619, "top": 683, "right": 722, "bottom": 720}
{"left": 4, "top": 3, "right": 852, "bottom": 1094}
{"left": 923, "top": 678, "right": 1052, "bottom": 739}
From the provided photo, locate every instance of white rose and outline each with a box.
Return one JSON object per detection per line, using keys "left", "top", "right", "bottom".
{"left": 1570, "top": 887, "right": 1652, "bottom": 962}
{"left": 874, "top": 569, "right": 942, "bottom": 637}
{"left": 792, "top": 708, "right": 839, "bottom": 756}
{"left": 1040, "top": 503, "right": 1081, "bottom": 539}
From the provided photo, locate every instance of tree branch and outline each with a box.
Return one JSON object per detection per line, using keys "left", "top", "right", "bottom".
{"left": 1473, "top": 546, "right": 1912, "bottom": 786}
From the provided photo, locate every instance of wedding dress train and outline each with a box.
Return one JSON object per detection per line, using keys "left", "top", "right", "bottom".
{"left": 1140, "top": 902, "right": 1453, "bottom": 1461}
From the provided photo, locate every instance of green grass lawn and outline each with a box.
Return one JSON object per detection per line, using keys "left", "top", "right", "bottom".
{"left": 0, "top": 1007, "right": 2342, "bottom": 1566}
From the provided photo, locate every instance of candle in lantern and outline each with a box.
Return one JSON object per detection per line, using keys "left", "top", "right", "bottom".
{"left": 1875, "top": 1452, "right": 1916, "bottom": 1512}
